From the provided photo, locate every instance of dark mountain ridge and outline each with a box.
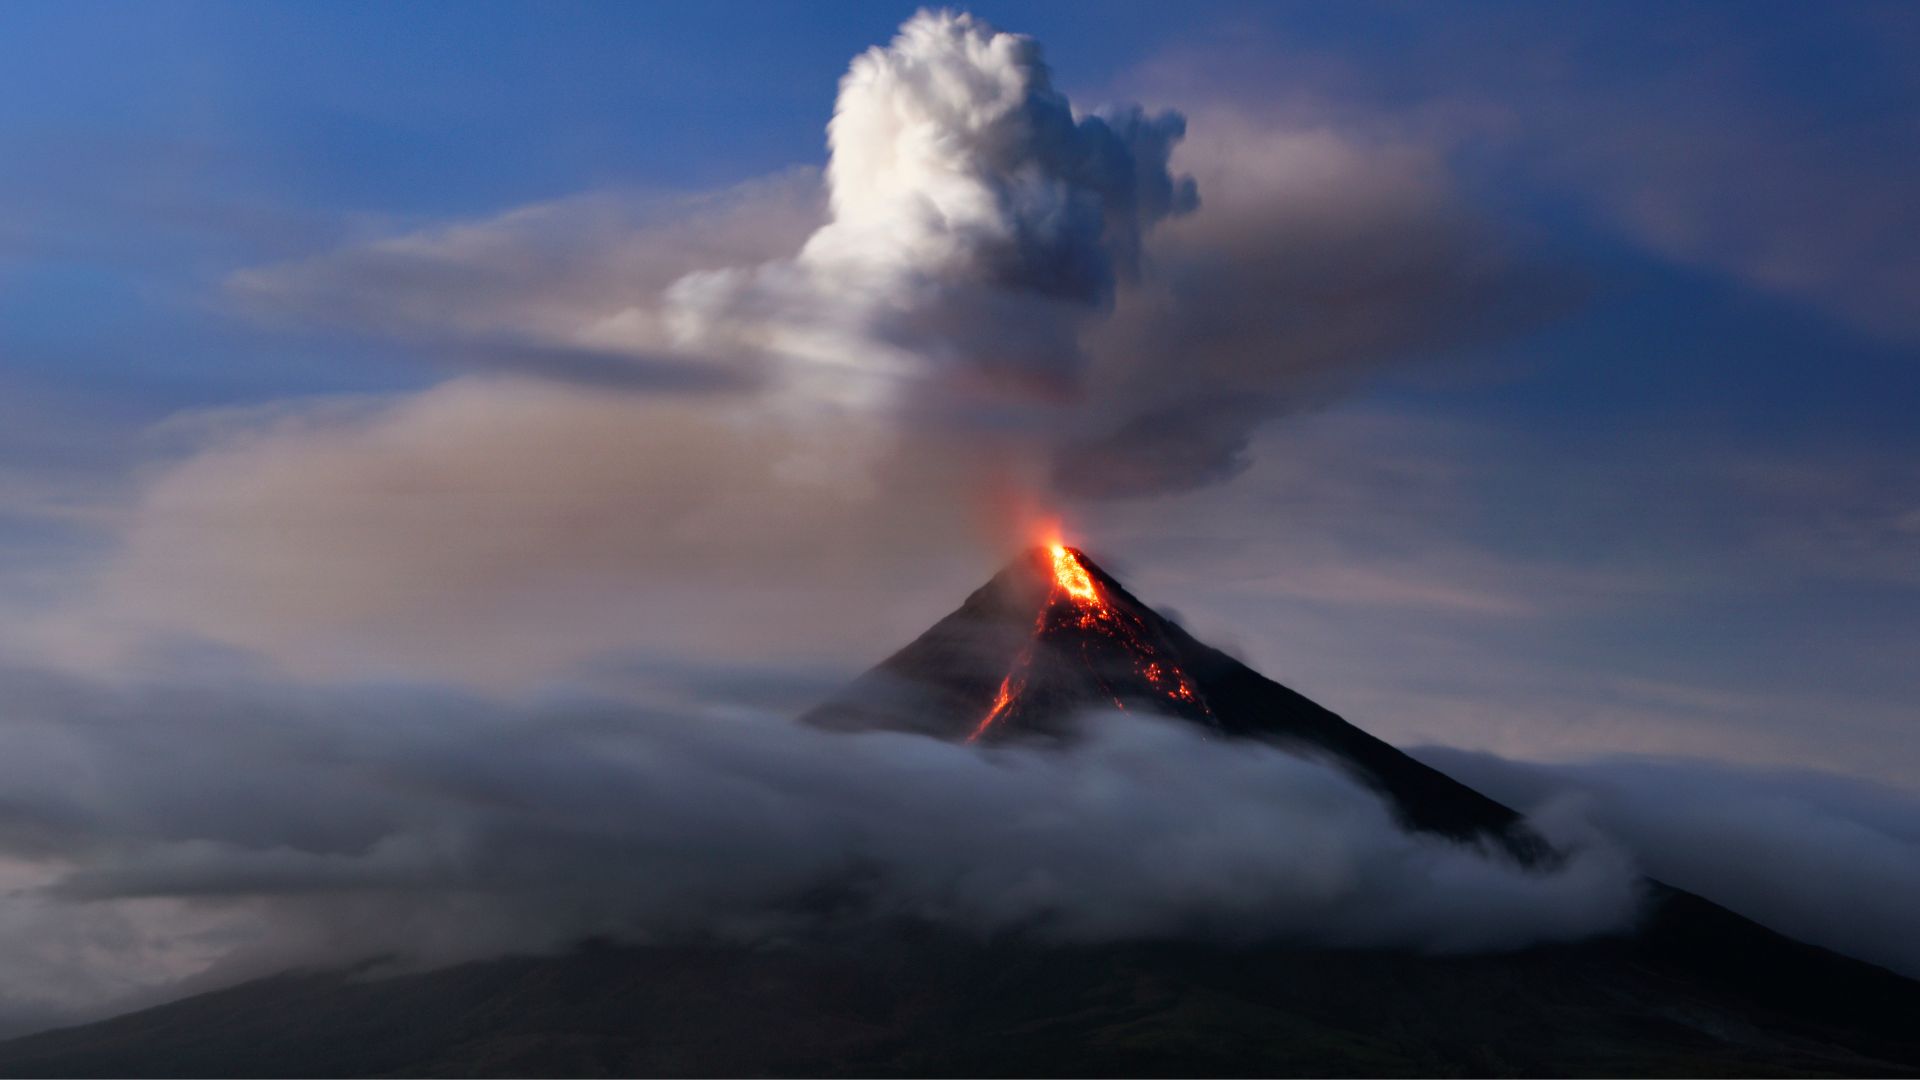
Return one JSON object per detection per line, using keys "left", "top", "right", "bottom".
{"left": 1, "top": 912, "right": 1916, "bottom": 1078}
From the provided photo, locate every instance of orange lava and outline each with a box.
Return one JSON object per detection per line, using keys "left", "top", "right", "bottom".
{"left": 968, "top": 544, "right": 1213, "bottom": 742}
{"left": 1048, "top": 544, "right": 1099, "bottom": 603}
{"left": 969, "top": 674, "right": 1020, "bottom": 740}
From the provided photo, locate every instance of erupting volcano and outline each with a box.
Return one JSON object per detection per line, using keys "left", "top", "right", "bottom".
{"left": 804, "top": 542, "right": 1541, "bottom": 850}
{"left": 15, "top": 543, "right": 1920, "bottom": 1078}
{"left": 969, "top": 545, "right": 1213, "bottom": 742}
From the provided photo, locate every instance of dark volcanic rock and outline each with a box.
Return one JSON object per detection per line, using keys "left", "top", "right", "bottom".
{"left": 805, "top": 546, "right": 1534, "bottom": 847}
{"left": 2, "top": 902, "right": 1918, "bottom": 1078}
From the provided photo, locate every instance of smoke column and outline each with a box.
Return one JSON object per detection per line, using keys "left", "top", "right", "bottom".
{"left": 668, "top": 9, "right": 1196, "bottom": 409}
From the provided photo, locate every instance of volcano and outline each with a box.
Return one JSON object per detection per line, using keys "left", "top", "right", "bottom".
{"left": 805, "top": 545, "right": 1540, "bottom": 851}
{"left": 3, "top": 547, "right": 1919, "bottom": 1077}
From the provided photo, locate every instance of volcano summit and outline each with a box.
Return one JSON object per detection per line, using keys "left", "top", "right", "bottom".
{"left": 806, "top": 545, "right": 1538, "bottom": 849}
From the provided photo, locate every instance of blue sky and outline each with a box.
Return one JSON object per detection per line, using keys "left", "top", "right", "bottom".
{"left": 6, "top": 2, "right": 1915, "bottom": 425}
{"left": 1, "top": 2, "right": 1917, "bottom": 783}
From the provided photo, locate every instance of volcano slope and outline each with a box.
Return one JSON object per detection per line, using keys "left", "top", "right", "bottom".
{"left": 1, "top": 547, "right": 1916, "bottom": 1078}
{"left": 803, "top": 545, "right": 1544, "bottom": 851}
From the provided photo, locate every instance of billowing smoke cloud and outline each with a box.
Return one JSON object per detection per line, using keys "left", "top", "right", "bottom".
{"left": 0, "top": 663, "right": 1638, "bottom": 1036}
{"left": 667, "top": 10, "right": 1196, "bottom": 407}
{"left": 1414, "top": 747, "right": 1920, "bottom": 979}
{"left": 39, "top": 12, "right": 1576, "bottom": 684}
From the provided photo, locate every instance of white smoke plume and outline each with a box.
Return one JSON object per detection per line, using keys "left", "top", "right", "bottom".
{"left": 667, "top": 9, "right": 1196, "bottom": 408}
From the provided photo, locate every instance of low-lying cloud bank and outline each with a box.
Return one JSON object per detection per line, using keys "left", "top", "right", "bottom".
{"left": 1415, "top": 747, "right": 1920, "bottom": 980}
{"left": 6, "top": 662, "right": 1917, "bottom": 1040}
{"left": 0, "top": 663, "right": 1636, "bottom": 1036}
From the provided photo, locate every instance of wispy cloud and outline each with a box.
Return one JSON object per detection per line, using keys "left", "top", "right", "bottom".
{"left": 1417, "top": 747, "right": 1920, "bottom": 978}
{"left": 0, "top": 665, "right": 1638, "bottom": 1035}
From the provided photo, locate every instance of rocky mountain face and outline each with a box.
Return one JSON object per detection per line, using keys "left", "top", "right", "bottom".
{"left": 805, "top": 545, "right": 1538, "bottom": 849}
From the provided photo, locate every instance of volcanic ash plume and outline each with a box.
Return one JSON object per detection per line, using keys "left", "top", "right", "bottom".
{"left": 666, "top": 9, "right": 1197, "bottom": 407}
{"left": 54, "top": 9, "right": 1569, "bottom": 686}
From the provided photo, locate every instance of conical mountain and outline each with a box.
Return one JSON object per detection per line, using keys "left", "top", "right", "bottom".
{"left": 4, "top": 547, "right": 1918, "bottom": 1076}
{"left": 803, "top": 545, "right": 1536, "bottom": 849}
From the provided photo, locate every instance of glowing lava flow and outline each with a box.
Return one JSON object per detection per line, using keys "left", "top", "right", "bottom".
{"left": 968, "top": 544, "right": 1213, "bottom": 742}
{"left": 972, "top": 672, "right": 1022, "bottom": 740}
{"left": 1049, "top": 544, "right": 1099, "bottom": 603}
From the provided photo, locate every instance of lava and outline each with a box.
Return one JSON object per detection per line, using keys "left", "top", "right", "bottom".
{"left": 1049, "top": 544, "right": 1099, "bottom": 603}
{"left": 970, "top": 673, "right": 1022, "bottom": 741}
{"left": 968, "top": 544, "right": 1214, "bottom": 742}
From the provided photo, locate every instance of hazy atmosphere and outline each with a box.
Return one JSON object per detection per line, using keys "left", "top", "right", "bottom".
{"left": 1, "top": 1, "right": 1916, "bottom": 1054}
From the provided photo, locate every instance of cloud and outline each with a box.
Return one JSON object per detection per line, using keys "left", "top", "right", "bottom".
{"left": 229, "top": 173, "right": 826, "bottom": 382}
{"left": 666, "top": 9, "right": 1196, "bottom": 410}
{"left": 0, "top": 663, "right": 1640, "bottom": 1036}
{"left": 1413, "top": 747, "right": 1920, "bottom": 979}
{"left": 0, "top": 857, "right": 237, "bottom": 1041}
{"left": 1523, "top": 17, "right": 1920, "bottom": 343}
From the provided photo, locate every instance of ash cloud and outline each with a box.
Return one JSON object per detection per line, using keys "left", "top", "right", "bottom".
{"left": 44, "top": 375, "right": 1006, "bottom": 686}
{"left": 51, "top": 11, "right": 1577, "bottom": 683}
{"left": 0, "top": 663, "right": 1638, "bottom": 1036}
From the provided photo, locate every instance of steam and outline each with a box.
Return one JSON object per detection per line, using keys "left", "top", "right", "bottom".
{"left": 0, "top": 664, "right": 1639, "bottom": 1035}
{"left": 667, "top": 9, "right": 1196, "bottom": 406}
